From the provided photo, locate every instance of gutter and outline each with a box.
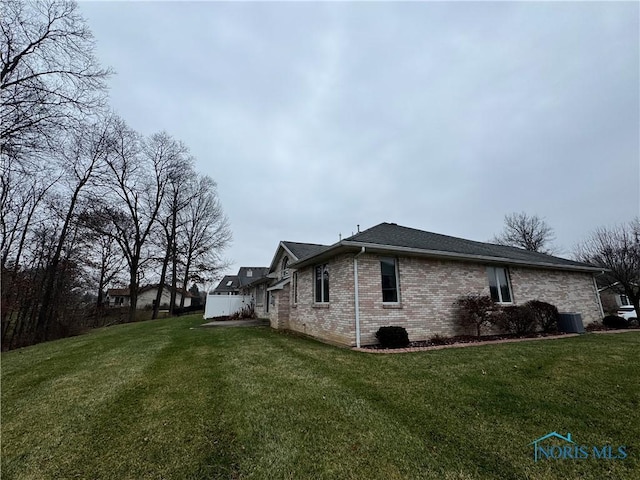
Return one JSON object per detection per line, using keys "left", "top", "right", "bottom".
{"left": 290, "top": 240, "right": 603, "bottom": 273}
{"left": 354, "top": 247, "right": 365, "bottom": 348}
{"left": 592, "top": 273, "right": 605, "bottom": 318}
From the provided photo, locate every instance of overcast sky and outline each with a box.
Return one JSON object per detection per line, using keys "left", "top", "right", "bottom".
{"left": 80, "top": 1, "right": 639, "bottom": 276}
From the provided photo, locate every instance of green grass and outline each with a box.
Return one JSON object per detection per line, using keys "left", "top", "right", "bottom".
{"left": 2, "top": 316, "right": 639, "bottom": 479}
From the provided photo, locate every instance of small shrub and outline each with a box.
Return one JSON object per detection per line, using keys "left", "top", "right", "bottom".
{"left": 455, "top": 295, "right": 497, "bottom": 337}
{"left": 495, "top": 305, "right": 537, "bottom": 335}
{"left": 586, "top": 322, "right": 606, "bottom": 332}
{"left": 602, "top": 315, "right": 629, "bottom": 329}
{"left": 429, "top": 334, "right": 449, "bottom": 345}
{"left": 525, "top": 300, "right": 560, "bottom": 333}
{"left": 229, "top": 304, "right": 257, "bottom": 320}
{"left": 375, "top": 326, "right": 410, "bottom": 348}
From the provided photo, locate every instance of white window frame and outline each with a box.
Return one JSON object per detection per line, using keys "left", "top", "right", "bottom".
{"left": 487, "top": 266, "right": 513, "bottom": 304}
{"left": 293, "top": 271, "right": 298, "bottom": 304}
{"left": 314, "top": 264, "right": 329, "bottom": 304}
{"left": 380, "top": 257, "right": 400, "bottom": 304}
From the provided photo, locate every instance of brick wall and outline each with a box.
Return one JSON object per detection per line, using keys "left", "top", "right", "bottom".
{"left": 283, "top": 252, "right": 601, "bottom": 347}
{"left": 509, "top": 268, "right": 601, "bottom": 323}
{"left": 356, "top": 255, "right": 489, "bottom": 344}
{"left": 288, "top": 254, "right": 356, "bottom": 345}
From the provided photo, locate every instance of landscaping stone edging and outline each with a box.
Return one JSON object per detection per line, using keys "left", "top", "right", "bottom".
{"left": 352, "top": 329, "right": 638, "bottom": 354}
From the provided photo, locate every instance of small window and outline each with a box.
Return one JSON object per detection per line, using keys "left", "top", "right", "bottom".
{"left": 226, "top": 280, "right": 233, "bottom": 287}
{"left": 487, "top": 267, "right": 512, "bottom": 303}
{"left": 620, "top": 294, "right": 630, "bottom": 306}
{"left": 246, "top": 269, "right": 252, "bottom": 278}
{"left": 256, "top": 284, "right": 264, "bottom": 305}
{"left": 314, "top": 264, "right": 329, "bottom": 303}
{"left": 380, "top": 257, "right": 399, "bottom": 303}
{"left": 293, "top": 271, "right": 298, "bottom": 304}
{"left": 282, "top": 257, "right": 289, "bottom": 278}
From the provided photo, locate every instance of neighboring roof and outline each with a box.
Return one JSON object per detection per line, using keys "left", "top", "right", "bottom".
{"left": 212, "top": 275, "right": 240, "bottom": 293}
{"left": 106, "top": 288, "right": 129, "bottom": 296}
{"left": 237, "top": 267, "right": 269, "bottom": 287}
{"left": 290, "top": 222, "right": 603, "bottom": 273}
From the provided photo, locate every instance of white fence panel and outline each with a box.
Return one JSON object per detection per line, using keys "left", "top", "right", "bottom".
{"left": 204, "top": 294, "right": 251, "bottom": 319}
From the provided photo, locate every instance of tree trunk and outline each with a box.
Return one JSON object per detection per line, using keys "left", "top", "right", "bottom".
{"left": 152, "top": 233, "right": 172, "bottom": 320}
{"left": 179, "top": 255, "right": 192, "bottom": 309}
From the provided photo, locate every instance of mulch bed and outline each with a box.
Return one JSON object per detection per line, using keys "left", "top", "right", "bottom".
{"left": 357, "top": 326, "right": 640, "bottom": 353}
{"left": 361, "top": 331, "right": 572, "bottom": 351}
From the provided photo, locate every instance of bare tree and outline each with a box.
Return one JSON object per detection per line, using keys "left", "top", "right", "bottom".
{"left": 33, "top": 117, "right": 112, "bottom": 340}
{"left": 77, "top": 209, "right": 126, "bottom": 309}
{"left": 492, "top": 212, "right": 556, "bottom": 253}
{"left": 177, "top": 174, "right": 231, "bottom": 307}
{"left": 149, "top": 135, "right": 193, "bottom": 319}
{"left": 575, "top": 219, "right": 640, "bottom": 321}
{"left": 1, "top": 0, "right": 111, "bottom": 160}
{"left": 96, "top": 121, "right": 175, "bottom": 322}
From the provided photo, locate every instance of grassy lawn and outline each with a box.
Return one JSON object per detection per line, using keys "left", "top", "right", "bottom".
{"left": 2, "top": 315, "right": 639, "bottom": 479}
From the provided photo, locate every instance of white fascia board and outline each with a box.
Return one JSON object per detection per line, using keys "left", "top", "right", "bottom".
{"left": 290, "top": 240, "right": 604, "bottom": 273}
{"left": 266, "top": 277, "right": 291, "bottom": 291}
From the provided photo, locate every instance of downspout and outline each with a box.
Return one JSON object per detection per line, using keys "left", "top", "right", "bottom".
{"left": 354, "top": 247, "right": 365, "bottom": 348}
{"left": 593, "top": 273, "right": 605, "bottom": 319}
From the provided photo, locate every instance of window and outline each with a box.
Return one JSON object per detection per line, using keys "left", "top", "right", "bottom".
{"left": 380, "top": 257, "right": 399, "bottom": 303}
{"left": 282, "top": 257, "right": 289, "bottom": 278}
{"left": 620, "top": 294, "right": 630, "bottom": 306}
{"left": 487, "top": 267, "right": 512, "bottom": 303}
{"left": 256, "top": 284, "right": 264, "bottom": 305}
{"left": 314, "top": 264, "right": 329, "bottom": 303}
{"left": 246, "top": 269, "right": 252, "bottom": 278}
{"left": 226, "top": 280, "right": 233, "bottom": 287}
{"left": 293, "top": 271, "right": 298, "bottom": 304}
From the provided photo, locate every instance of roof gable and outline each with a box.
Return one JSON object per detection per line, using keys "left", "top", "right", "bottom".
{"left": 268, "top": 241, "right": 330, "bottom": 273}
{"left": 281, "top": 241, "right": 329, "bottom": 261}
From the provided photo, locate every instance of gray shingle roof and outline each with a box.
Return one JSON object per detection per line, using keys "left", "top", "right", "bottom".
{"left": 282, "top": 241, "right": 330, "bottom": 261}
{"left": 213, "top": 275, "right": 240, "bottom": 293}
{"left": 237, "top": 267, "right": 269, "bottom": 287}
{"left": 344, "top": 223, "right": 597, "bottom": 270}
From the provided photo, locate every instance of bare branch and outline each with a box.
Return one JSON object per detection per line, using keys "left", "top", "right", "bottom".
{"left": 491, "top": 212, "right": 556, "bottom": 254}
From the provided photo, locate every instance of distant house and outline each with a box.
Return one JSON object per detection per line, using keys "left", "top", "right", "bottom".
{"left": 596, "top": 276, "right": 635, "bottom": 314}
{"left": 106, "top": 288, "right": 130, "bottom": 307}
{"left": 105, "top": 284, "right": 195, "bottom": 309}
{"left": 211, "top": 267, "right": 269, "bottom": 296}
{"left": 212, "top": 275, "right": 241, "bottom": 295}
{"left": 248, "top": 222, "right": 604, "bottom": 347}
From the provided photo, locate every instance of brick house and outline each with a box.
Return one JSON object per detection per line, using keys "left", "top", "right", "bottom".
{"left": 251, "top": 223, "right": 604, "bottom": 347}
{"left": 247, "top": 242, "right": 327, "bottom": 323}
